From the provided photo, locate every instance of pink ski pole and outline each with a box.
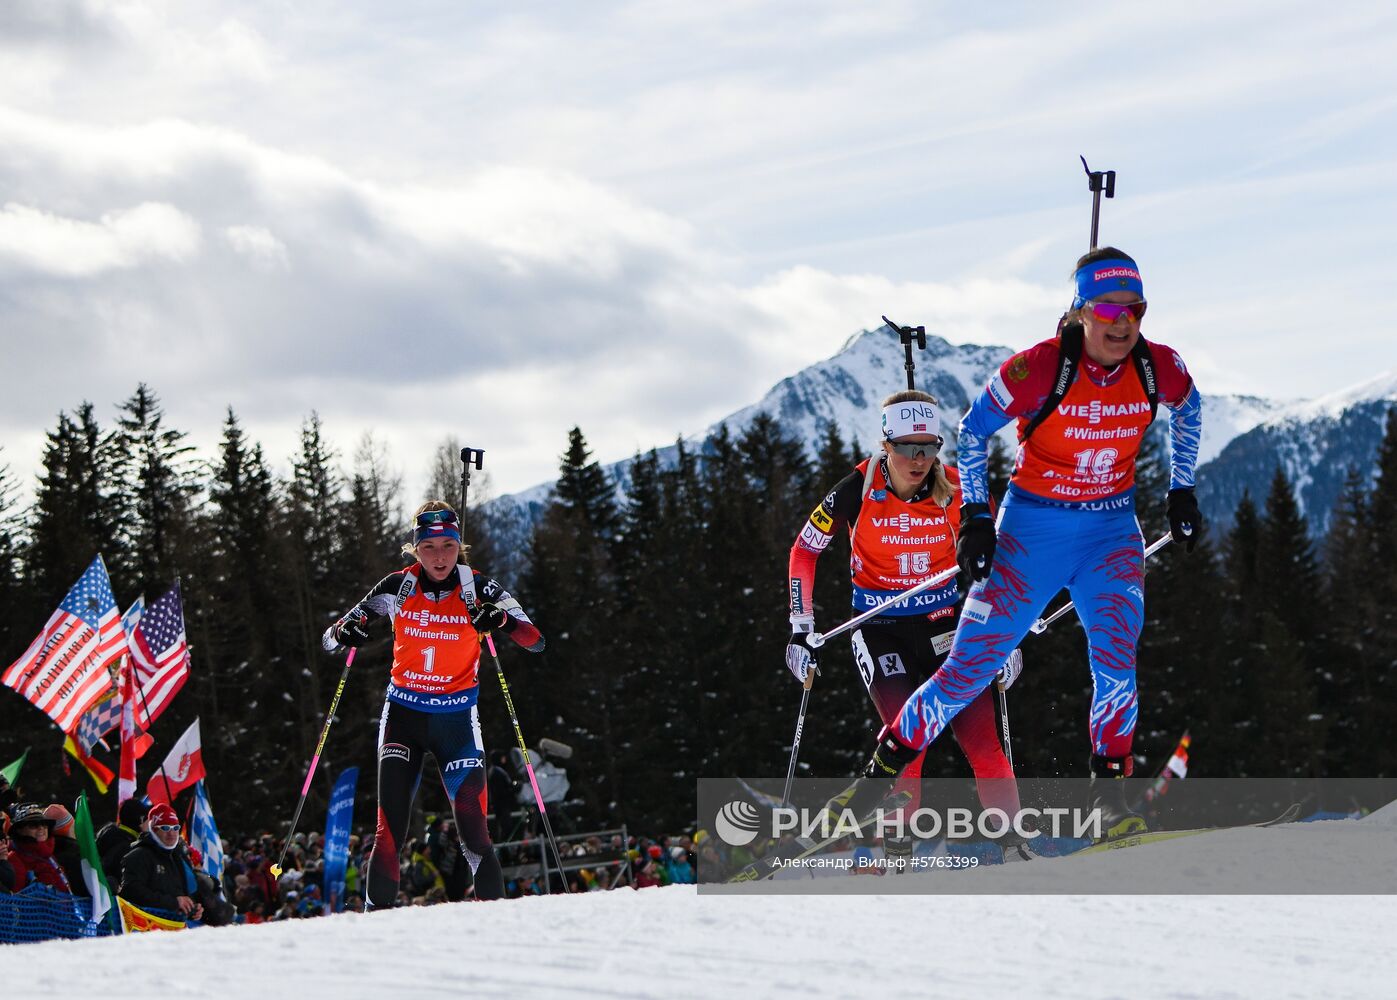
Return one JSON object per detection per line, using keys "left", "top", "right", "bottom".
{"left": 484, "top": 632, "right": 571, "bottom": 892}
{"left": 272, "top": 648, "right": 356, "bottom": 877}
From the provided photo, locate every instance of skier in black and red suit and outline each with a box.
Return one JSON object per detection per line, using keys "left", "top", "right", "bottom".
{"left": 787, "top": 389, "right": 1025, "bottom": 859}
{"left": 324, "top": 500, "right": 544, "bottom": 906}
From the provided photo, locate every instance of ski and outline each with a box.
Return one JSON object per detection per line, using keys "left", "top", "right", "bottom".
{"left": 1070, "top": 802, "right": 1302, "bottom": 857}
{"left": 725, "top": 791, "right": 913, "bottom": 883}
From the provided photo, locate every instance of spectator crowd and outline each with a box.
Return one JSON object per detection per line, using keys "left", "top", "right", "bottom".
{"left": 3, "top": 771, "right": 697, "bottom": 934}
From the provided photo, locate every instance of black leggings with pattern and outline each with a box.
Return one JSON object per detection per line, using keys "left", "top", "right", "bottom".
{"left": 367, "top": 697, "right": 503, "bottom": 906}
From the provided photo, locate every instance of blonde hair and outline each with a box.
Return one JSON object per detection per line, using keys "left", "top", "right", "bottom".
{"left": 400, "top": 498, "right": 472, "bottom": 563}
{"left": 879, "top": 389, "right": 955, "bottom": 507}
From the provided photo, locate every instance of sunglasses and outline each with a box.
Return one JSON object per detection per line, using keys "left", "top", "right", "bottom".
{"left": 415, "top": 509, "right": 458, "bottom": 527}
{"left": 154, "top": 824, "right": 181, "bottom": 833}
{"left": 1086, "top": 300, "right": 1147, "bottom": 323}
{"left": 887, "top": 439, "right": 942, "bottom": 459}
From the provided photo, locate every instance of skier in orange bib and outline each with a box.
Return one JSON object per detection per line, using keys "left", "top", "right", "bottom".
{"left": 323, "top": 500, "right": 544, "bottom": 905}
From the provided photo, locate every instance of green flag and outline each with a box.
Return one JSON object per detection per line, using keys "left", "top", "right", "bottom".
{"left": 1, "top": 747, "right": 29, "bottom": 786}
{"left": 74, "top": 791, "right": 120, "bottom": 933}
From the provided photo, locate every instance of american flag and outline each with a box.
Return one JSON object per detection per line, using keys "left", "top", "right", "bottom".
{"left": 2, "top": 556, "right": 124, "bottom": 733}
{"left": 189, "top": 780, "right": 225, "bottom": 883}
{"left": 128, "top": 582, "right": 192, "bottom": 728}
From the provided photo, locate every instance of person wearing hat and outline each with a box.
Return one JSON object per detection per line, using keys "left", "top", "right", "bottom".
{"left": 97, "top": 796, "right": 149, "bottom": 885}
{"left": 42, "top": 804, "right": 89, "bottom": 898}
{"left": 322, "top": 499, "right": 546, "bottom": 907}
{"left": 119, "top": 803, "right": 204, "bottom": 922}
{"left": 787, "top": 389, "right": 1025, "bottom": 861}
{"left": 861, "top": 247, "right": 1202, "bottom": 839}
{"left": 6, "top": 802, "right": 72, "bottom": 892}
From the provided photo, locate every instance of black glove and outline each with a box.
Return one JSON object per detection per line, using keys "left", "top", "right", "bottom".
{"left": 1167, "top": 488, "right": 1201, "bottom": 553}
{"left": 957, "top": 503, "right": 997, "bottom": 582}
{"left": 472, "top": 602, "right": 511, "bottom": 632}
{"left": 785, "top": 627, "right": 819, "bottom": 684}
{"left": 333, "top": 609, "right": 373, "bottom": 647}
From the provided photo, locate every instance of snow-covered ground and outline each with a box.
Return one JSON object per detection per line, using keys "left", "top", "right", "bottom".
{"left": 18, "top": 810, "right": 1397, "bottom": 1000}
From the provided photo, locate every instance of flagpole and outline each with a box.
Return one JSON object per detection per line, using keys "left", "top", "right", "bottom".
{"left": 129, "top": 657, "right": 178, "bottom": 806}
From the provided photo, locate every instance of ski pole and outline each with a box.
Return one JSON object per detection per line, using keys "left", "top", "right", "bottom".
{"left": 995, "top": 680, "right": 1014, "bottom": 769}
{"left": 780, "top": 668, "right": 816, "bottom": 809}
{"left": 271, "top": 648, "right": 356, "bottom": 877}
{"left": 1029, "top": 533, "right": 1172, "bottom": 635}
{"left": 455, "top": 444, "right": 568, "bottom": 888}
{"left": 808, "top": 565, "right": 960, "bottom": 649}
{"left": 994, "top": 648, "right": 1022, "bottom": 769}
{"left": 482, "top": 632, "right": 571, "bottom": 892}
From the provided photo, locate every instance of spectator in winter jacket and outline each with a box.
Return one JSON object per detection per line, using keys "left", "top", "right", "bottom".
{"left": 0, "top": 774, "right": 18, "bottom": 815}
{"left": 7, "top": 802, "right": 73, "bottom": 893}
{"left": 120, "top": 803, "right": 204, "bottom": 923}
{"left": 0, "top": 817, "right": 16, "bottom": 892}
{"left": 97, "top": 797, "right": 148, "bottom": 885}
{"left": 43, "top": 804, "right": 89, "bottom": 898}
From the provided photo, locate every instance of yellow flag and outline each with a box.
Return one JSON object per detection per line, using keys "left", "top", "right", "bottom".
{"left": 117, "top": 897, "right": 187, "bottom": 933}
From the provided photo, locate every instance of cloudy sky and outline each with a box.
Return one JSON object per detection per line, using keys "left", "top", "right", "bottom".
{"left": 1, "top": 1, "right": 1394, "bottom": 501}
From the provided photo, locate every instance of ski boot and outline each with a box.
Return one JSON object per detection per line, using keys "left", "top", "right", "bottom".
{"left": 1088, "top": 754, "right": 1147, "bottom": 840}
{"left": 997, "top": 811, "right": 1038, "bottom": 863}
{"left": 883, "top": 835, "right": 914, "bottom": 874}
{"left": 821, "top": 728, "right": 922, "bottom": 823}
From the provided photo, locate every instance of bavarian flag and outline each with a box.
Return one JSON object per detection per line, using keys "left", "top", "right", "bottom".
{"left": 118, "top": 897, "right": 186, "bottom": 933}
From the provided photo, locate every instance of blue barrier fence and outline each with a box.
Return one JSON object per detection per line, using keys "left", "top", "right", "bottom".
{"left": 0, "top": 884, "right": 121, "bottom": 944}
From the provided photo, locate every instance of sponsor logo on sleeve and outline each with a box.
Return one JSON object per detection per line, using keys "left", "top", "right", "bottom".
{"left": 963, "top": 596, "right": 993, "bottom": 624}
{"left": 799, "top": 522, "right": 833, "bottom": 552}
{"left": 808, "top": 505, "right": 834, "bottom": 534}
{"left": 988, "top": 372, "right": 1014, "bottom": 411}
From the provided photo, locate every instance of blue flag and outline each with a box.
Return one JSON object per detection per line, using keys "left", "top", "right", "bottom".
{"left": 190, "top": 780, "right": 225, "bottom": 884}
{"left": 323, "top": 767, "right": 358, "bottom": 913}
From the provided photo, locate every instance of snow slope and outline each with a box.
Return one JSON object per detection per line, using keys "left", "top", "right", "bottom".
{"left": 18, "top": 816, "right": 1397, "bottom": 1000}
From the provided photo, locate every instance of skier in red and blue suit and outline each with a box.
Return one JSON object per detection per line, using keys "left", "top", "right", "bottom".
{"left": 855, "top": 246, "right": 1203, "bottom": 837}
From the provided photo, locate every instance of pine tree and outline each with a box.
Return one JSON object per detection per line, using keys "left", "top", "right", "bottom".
{"left": 1226, "top": 470, "right": 1327, "bottom": 775}
{"left": 198, "top": 409, "right": 282, "bottom": 788}
{"left": 269, "top": 413, "right": 346, "bottom": 810}
{"left": 27, "top": 404, "right": 116, "bottom": 606}
{"left": 0, "top": 448, "right": 25, "bottom": 659}
{"left": 106, "top": 384, "right": 200, "bottom": 595}
{"left": 1320, "top": 467, "right": 1375, "bottom": 770}
{"left": 1363, "top": 407, "right": 1397, "bottom": 773}
{"left": 1258, "top": 466, "right": 1326, "bottom": 648}
{"left": 520, "top": 428, "right": 622, "bottom": 823}
{"left": 343, "top": 432, "right": 403, "bottom": 583}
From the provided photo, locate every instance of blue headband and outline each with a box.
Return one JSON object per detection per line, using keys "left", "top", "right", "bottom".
{"left": 414, "top": 522, "right": 461, "bottom": 546}
{"left": 1071, "top": 258, "right": 1144, "bottom": 308}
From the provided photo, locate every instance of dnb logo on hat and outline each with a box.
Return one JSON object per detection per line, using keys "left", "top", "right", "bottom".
{"left": 714, "top": 800, "right": 762, "bottom": 846}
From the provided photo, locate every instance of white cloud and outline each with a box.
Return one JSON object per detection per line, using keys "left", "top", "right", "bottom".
{"left": 224, "top": 224, "right": 288, "bottom": 270}
{"left": 0, "top": 1, "right": 1394, "bottom": 501}
{"left": 0, "top": 201, "right": 200, "bottom": 276}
